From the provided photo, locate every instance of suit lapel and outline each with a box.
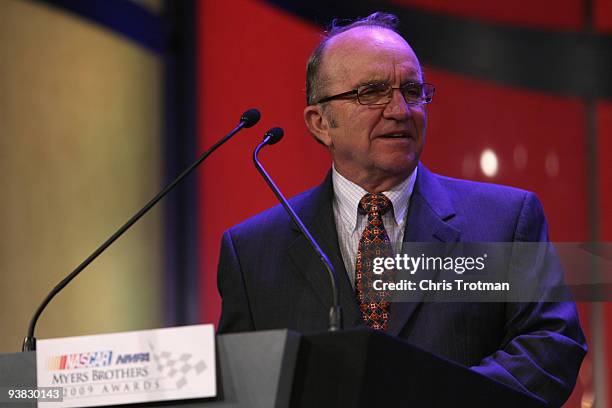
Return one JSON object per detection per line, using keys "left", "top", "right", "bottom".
{"left": 387, "top": 164, "right": 461, "bottom": 336}
{"left": 285, "top": 165, "right": 462, "bottom": 334}
{"left": 287, "top": 172, "right": 362, "bottom": 329}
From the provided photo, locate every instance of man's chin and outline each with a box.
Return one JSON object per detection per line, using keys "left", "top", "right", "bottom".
{"left": 361, "top": 162, "right": 417, "bottom": 191}
{"left": 376, "top": 154, "right": 420, "bottom": 176}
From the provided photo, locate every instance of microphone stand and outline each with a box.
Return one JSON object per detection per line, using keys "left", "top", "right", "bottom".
{"left": 22, "top": 109, "right": 261, "bottom": 351}
{"left": 253, "top": 128, "right": 343, "bottom": 331}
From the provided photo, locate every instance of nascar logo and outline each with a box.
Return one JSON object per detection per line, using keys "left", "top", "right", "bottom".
{"left": 47, "top": 351, "right": 150, "bottom": 370}
{"left": 47, "top": 351, "right": 113, "bottom": 370}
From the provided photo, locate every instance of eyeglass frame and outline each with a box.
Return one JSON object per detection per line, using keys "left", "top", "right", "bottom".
{"left": 314, "top": 81, "right": 435, "bottom": 106}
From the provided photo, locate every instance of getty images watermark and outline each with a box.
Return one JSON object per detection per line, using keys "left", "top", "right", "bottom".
{"left": 370, "top": 242, "right": 612, "bottom": 302}
{"left": 372, "top": 252, "right": 505, "bottom": 293}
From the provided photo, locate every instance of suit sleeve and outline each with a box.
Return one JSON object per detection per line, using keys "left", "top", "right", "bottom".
{"left": 470, "top": 192, "right": 587, "bottom": 407}
{"left": 217, "top": 229, "right": 255, "bottom": 333}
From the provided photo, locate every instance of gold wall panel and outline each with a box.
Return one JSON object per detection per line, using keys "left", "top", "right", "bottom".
{"left": 0, "top": 0, "right": 164, "bottom": 352}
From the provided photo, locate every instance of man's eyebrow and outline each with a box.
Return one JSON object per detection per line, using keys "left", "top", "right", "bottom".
{"left": 353, "top": 75, "right": 423, "bottom": 88}
{"left": 401, "top": 79, "right": 423, "bottom": 85}
{"left": 354, "top": 78, "right": 389, "bottom": 87}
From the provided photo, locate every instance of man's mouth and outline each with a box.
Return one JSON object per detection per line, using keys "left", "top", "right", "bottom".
{"left": 379, "top": 132, "right": 411, "bottom": 139}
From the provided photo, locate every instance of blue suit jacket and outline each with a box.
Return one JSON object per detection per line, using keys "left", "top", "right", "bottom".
{"left": 217, "top": 163, "right": 586, "bottom": 407}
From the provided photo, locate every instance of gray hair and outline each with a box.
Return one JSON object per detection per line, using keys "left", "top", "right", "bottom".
{"left": 305, "top": 12, "right": 401, "bottom": 105}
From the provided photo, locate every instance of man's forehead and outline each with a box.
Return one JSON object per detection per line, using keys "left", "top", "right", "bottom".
{"left": 357, "top": 65, "right": 421, "bottom": 82}
{"left": 321, "top": 27, "right": 421, "bottom": 82}
{"left": 325, "top": 26, "right": 413, "bottom": 57}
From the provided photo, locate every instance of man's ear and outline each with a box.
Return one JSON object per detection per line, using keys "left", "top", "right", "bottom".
{"left": 304, "top": 104, "right": 332, "bottom": 147}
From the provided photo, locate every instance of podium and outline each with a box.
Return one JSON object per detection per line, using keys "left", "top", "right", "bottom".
{"left": 0, "top": 329, "right": 545, "bottom": 407}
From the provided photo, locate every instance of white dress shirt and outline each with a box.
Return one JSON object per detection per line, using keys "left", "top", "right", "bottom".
{"left": 332, "top": 166, "right": 418, "bottom": 288}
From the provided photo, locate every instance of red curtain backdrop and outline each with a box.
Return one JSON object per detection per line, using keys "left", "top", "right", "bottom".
{"left": 598, "top": 100, "right": 612, "bottom": 407}
{"left": 197, "top": 0, "right": 327, "bottom": 326}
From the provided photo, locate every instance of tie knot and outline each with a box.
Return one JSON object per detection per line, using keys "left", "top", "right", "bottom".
{"left": 359, "top": 193, "right": 391, "bottom": 216}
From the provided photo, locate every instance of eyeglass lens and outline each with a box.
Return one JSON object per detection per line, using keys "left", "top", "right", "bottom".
{"left": 357, "top": 83, "right": 433, "bottom": 105}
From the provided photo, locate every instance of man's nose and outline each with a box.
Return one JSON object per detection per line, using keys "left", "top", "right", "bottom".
{"left": 382, "top": 88, "right": 412, "bottom": 120}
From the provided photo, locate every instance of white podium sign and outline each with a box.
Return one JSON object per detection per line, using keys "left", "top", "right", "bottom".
{"left": 36, "top": 324, "right": 216, "bottom": 407}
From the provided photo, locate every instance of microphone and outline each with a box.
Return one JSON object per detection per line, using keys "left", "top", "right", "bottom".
{"left": 22, "top": 108, "right": 261, "bottom": 352}
{"left": 262, "top": 127, "right": 283, "bottom": 144}
{"left": 240, "top": 109, "right": 261, "bottom": 128}
{"left": 253, "top": 127, "right": 343, "bottom": 331}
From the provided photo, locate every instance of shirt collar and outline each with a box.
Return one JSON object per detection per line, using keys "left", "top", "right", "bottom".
{"left": 332, "top": 165, "right": 418, "bottom": 232}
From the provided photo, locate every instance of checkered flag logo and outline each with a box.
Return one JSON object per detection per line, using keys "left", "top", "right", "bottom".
{"left": 148, "top": 342, "right": 207, "bottom": 389}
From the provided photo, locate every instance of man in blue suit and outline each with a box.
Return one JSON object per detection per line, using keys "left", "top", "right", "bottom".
{"left": 217, "top": 12, "right": 586, "bottom": 407}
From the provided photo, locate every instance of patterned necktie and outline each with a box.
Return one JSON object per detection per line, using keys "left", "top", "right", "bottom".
{"left": 355, "top": 193, "right": 393, "bottom": 330}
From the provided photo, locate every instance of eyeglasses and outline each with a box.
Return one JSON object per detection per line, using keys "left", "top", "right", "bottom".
{"left": 315, "top": 82, "right": 435, "bottom": 106}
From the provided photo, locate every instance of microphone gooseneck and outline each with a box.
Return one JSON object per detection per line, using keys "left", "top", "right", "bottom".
{"left": 22, "top": 108, "right": 261, "bottom": 352}
{"left": 253, "top": 127, "right": 343, "bottom": 331}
